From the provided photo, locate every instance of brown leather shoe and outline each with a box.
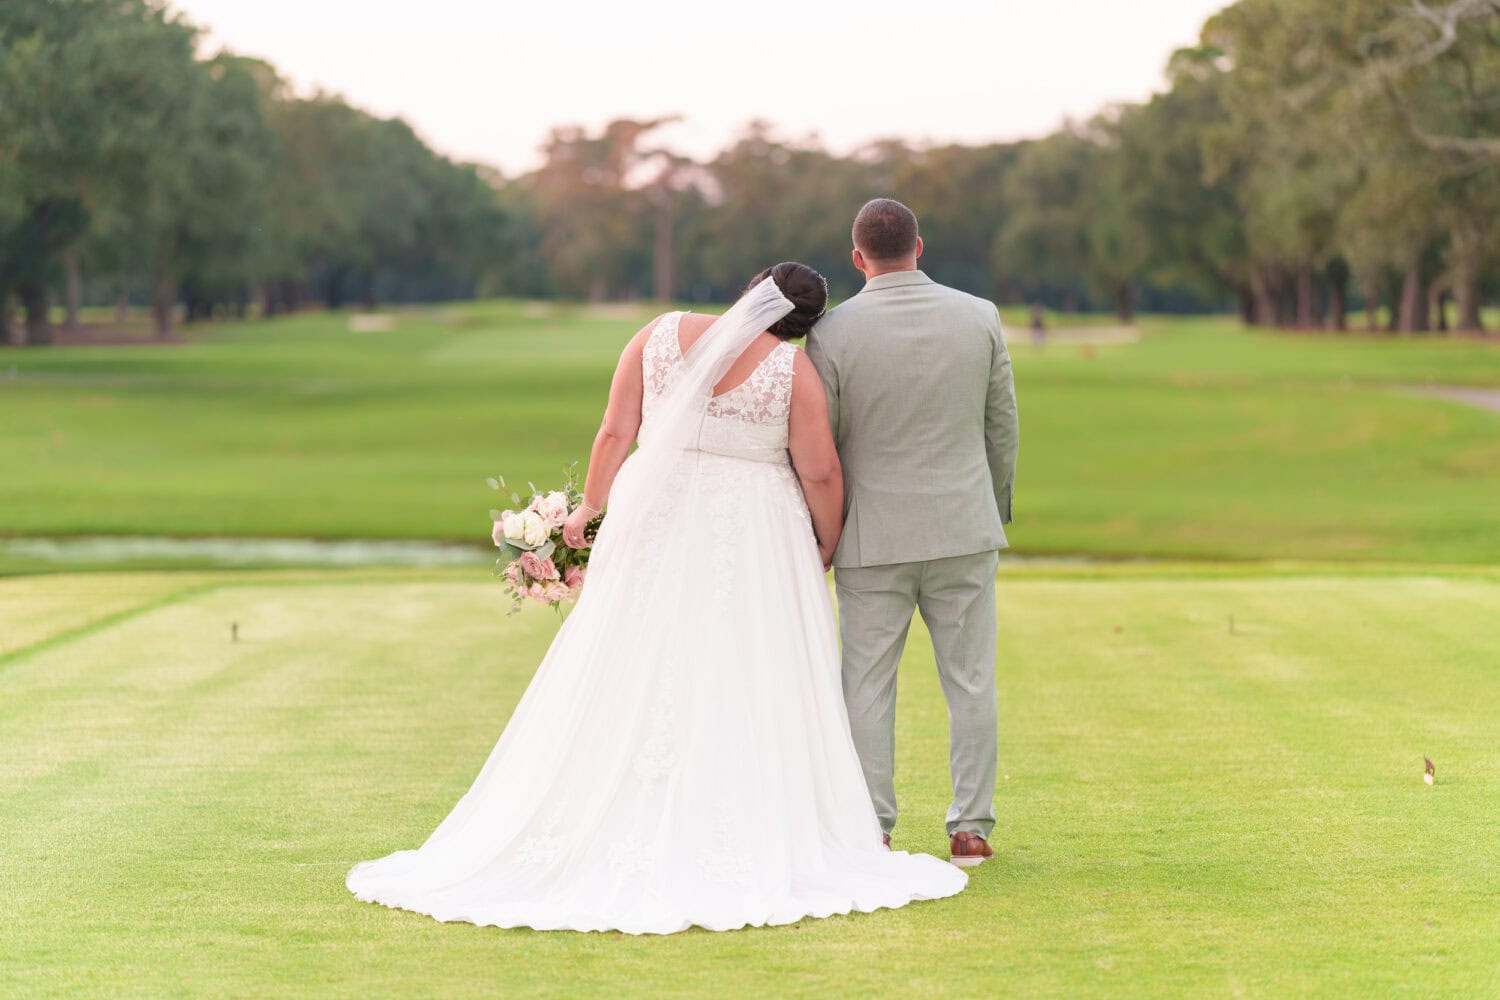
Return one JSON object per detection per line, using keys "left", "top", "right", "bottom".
{"left": 949, "top": 831, "right": 994, "bottom": 868}
{"left": 882, "top": 832, "right": 891, "bottom": 850}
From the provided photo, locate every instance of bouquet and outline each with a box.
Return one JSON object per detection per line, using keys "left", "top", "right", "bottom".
{"left": 488, "top": 463, "right": 602, "bottom": 614}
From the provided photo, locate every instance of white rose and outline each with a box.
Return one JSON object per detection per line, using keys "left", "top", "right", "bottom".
{"left": 502, "top": 510, "right": 528, "bottom": 543}
{"left": 520, "top": 510, "right": 550, "bottom": 547}
{"left": 537, "top": 492, "right": 570, "bottom": 529}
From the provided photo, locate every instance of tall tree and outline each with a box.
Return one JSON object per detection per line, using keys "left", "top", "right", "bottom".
{"left": 0, "top": 0, "right": 196, "bottom": 342}
{"left": 525, "top": 119, "right": 669, "bottom": 300}
{"left": 124, "top": 51, "right": 278, "bottom": 333}
{"left": 1127, "top": 47, "right": 1251, "bottom": 317}
{"left": 993, "top": 125, "right": 1150, "bottom": 321}
{"left": 994, "top": 129, "right": 1100, "bottom": 312}
{"left": 1210, "top": 0, "right": 1500, "bottom": 333}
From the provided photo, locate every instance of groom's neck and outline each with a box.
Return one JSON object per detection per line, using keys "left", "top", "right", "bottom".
{"left": 860, "top": 259, "right": 920, "bottom": 281}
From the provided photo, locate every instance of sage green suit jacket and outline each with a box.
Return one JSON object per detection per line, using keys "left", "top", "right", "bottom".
{"left": 805, "top": 270, "right": 1018, "bottom": 569}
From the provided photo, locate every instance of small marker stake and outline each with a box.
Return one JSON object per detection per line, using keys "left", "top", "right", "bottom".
{"left": 231, "top": 622, "right": 239, "bottom": 643}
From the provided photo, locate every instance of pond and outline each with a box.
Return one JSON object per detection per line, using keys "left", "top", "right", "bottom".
{"left": 0, "top": 535, "right": 487, "bottom": 570}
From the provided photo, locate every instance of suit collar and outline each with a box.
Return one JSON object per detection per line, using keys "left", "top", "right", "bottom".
{"left": 860, "top": 269, "right": 933, "bottom": 292}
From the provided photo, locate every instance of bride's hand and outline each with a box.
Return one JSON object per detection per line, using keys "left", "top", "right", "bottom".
{"left": 562, "top": 506, "right": 595, "bottom": 549}
{"left": 818, "top": 542, "right": 835, "bottom": 571}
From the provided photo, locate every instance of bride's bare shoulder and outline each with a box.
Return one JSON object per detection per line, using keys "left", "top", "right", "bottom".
{"left": 675, "top": 310, "right": 718, "bottom": 352}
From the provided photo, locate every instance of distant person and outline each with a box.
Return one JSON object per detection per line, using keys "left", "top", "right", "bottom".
{"left": 1031, "top": 302, "right": 1046, "bottom": 347}
{"left": 807, "top": 198, "right": 1020, "bottom": 869}
{"left": 347, "top": 263, "right": 965, "bottom": 935}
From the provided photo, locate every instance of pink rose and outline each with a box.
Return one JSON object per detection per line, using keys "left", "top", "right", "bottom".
{"left": 535, "top": 492, "right": 571, "bottom": 529}
{"left": 543, "top": 581, "right": 572, "bottom": 603}
{"left": 564, "top": 565, "right": 585, "bottom": 591}
{"left": 503, "top": 561, "right": 521, "bottom": 586}
{"left": 527, "top": 582, "right": 548, "bottom": 601}
{"left": 520, "top": 551, "right": 559, "bottom": 581}
{"left": 492, "top": 516, "right": 508, "bottom": 547}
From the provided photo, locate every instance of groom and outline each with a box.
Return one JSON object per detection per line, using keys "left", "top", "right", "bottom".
{"left": 807, "top": 199, "right": 1019, "bottom": 867}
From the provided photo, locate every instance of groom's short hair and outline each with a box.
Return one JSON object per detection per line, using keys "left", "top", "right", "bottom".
{"left": 852, "top": 198, "right": 919, "bottom": 263}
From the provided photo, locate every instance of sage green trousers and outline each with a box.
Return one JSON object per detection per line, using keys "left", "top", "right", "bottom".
{"left": 834, "top": 550, "right": 999, "bottom": 839}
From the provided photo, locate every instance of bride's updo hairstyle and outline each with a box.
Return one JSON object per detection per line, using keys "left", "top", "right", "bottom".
{"left": 746, "top": 261, "right": 828, "bottom": 340}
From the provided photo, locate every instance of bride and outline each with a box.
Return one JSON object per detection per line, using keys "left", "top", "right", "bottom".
{"left": 347, "top": 263, "right": 966, "bottom": 934}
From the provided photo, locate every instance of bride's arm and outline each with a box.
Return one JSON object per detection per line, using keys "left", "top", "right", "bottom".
{"left": 562, "top": 320, "right": 652, "bottom": 548}
{"left": 788, "top": 351, "right": 844, "bottom": 568}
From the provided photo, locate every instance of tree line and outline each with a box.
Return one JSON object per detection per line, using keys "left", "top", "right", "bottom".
{"left": 506, "top": 0, "right": 1499, "bottom": 333}
{"left": 0, "top": 0, "right": 509, "bottom": 344}
{"left": 3, "top": 0, "right": 1497, "bottom": 346}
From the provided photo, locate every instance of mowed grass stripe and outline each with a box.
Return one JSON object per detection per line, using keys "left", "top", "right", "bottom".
{"left": 0, "top": 572, "right": 222, "bottom": 662}
{"left": 2, "top": 571, "right": 1497, "bottom": 997}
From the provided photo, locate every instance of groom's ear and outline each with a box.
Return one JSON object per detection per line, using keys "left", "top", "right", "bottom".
{"left": 914, "top": 236, "right": 924, "bottom": 260}
{"left": 852, "top": 248, "right": 866, "bottom": 275}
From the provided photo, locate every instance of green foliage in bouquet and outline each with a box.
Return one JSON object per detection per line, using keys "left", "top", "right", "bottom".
{"left": 488, "top": 462, "right": 603, "bottom": 614}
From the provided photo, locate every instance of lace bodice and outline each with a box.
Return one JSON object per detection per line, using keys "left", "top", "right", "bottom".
{"left": 640, "top": 311, "right": 796, "bottom": 464}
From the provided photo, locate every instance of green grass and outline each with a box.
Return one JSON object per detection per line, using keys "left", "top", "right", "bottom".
{"left": 3, "top": 566, "right": 1497, "bottom": 997}
{"left": 5, "top": 306, "right": 1498, "bottom": 994}
{"left": 3, "top": 302, "right": 1498, "bottom": 565}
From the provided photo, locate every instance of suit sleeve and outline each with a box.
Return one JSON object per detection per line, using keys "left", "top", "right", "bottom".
{"left": 805, "top": 329, "right": 841, "bottom": 444}
{"left": 984, "top": 313, "right": 1019, "bottom": 523}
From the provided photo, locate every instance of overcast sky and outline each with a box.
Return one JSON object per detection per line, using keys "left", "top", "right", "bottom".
{"left": 171, "top": 0, "right": 1229, "bottom": 174}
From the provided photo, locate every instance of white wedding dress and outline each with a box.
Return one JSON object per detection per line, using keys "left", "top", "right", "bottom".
{"left": 347, "top": 296, "right": 966, "bottom": 934}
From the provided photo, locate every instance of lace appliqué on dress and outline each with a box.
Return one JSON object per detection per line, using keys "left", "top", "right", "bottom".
{"left": 640, "top": 313, "right": 684, "bottom": 417}
{"left": 642, "top": 312, "right": 796, "bottom": 427}
{"left": 606, "top": 839, "right": 653, "bottom": 880}
{"left": 514, "top": 810, "right": 567, "bottom": 869}
{"left": 697, "top": 805, "right": 753, "bottom": 887}
{"left": 634, "top": 684, "right": 679, "bottom": 793}
{"left": 709, "top": 342, "right": 794, "bottom": 425}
